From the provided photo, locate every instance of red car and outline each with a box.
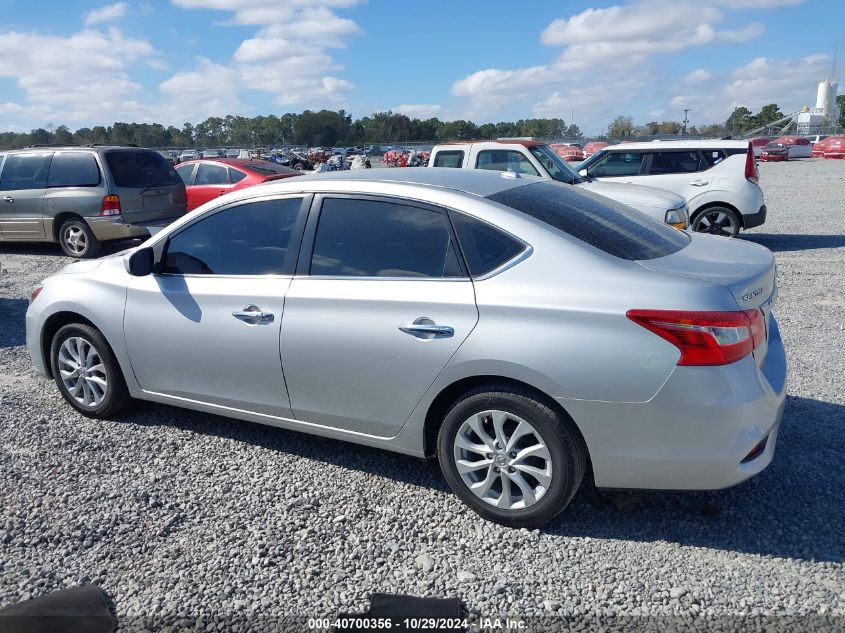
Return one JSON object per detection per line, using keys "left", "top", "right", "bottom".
{"left": 582, "top": 141, "right": 609, "bottom": 158}
{"left": 816, "top": 136, "right": 845, "bottom": 159}
{"left": 549, "top": 143, "right": 585, "bottom": 162}
{"left": 759, "top": 142, "right": 789, "bottom": 162}
{"left": 175, "top": 159, "right": 302, "bottom": 211}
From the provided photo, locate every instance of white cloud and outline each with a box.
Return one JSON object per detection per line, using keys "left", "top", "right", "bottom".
{"left": 84, "top": 2, "right": 129, "bottom": 26}
{"left": 685, "top": 69, "right": 713, "bottom": 83}
{"left": 393, "top": 104, "right": 445, "bottom": 119}
{"left": 711, "top": 0, "right": 804, "bottom": 7}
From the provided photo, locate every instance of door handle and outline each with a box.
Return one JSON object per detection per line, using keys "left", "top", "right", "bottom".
{"left": 2, "top": 196, "right": 13, "bottom": 203}
{"left": 399, "top": 317, "right": 454, "bottom": 338}
{"left": 232, "top": 305, "right": 274, "bottom": 324}
{"left": 689, "top": 180, "right": 709, "bottom": 186}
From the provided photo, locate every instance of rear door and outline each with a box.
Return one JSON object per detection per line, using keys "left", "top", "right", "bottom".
{"left": 642, "top": 150, "right": 714, "bottom": 202}
{"left": 0, "top": 152, "right": 52, "bottom": 240}
{"left": 103, "top": 149, "right": 187, "bottom": 223}
{"left": 280, "top": 195, "right": 479, "bottom": 438}
{"left": 189, "top": 162, "right": 237, "bottom": 209}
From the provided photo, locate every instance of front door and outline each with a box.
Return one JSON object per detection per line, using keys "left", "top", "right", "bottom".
{"left": 281, "top": 195, "right": 479, "bottom": 438}
{"left": 0, "top": 152, "right": 52, "bottom": 240}
{"left": 124, "top": 196, "right": 307, "bottom": 416}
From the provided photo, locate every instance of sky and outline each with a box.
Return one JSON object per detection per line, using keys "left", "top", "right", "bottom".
{"left": 0, "top": 0, "right": 842, "bottom": 135}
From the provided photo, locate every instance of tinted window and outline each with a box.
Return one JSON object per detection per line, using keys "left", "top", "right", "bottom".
{"left": 587, "top": 151, "right": 644, "bottom": 177}
{"left": 433, "top": 150, "right": 464, "bottom": 168}
{"left": 162, "top": 197, "right": 303, "bottom": 275}
{"left": 105, "top": 150, "right": 181, "bottom": 188}
{"left": 649, "top": 151, "right": 706, "bottom": 175}
{"left": 0, "top": 153, "right": 52, "bottom": 191}
{"left": 175, "top": 163, "right": 195, "bottom": 184}
{"left": 311, "top": 198, "right": 463, "bottom": 278}
{"left": 245, "top": 162, "right": 294, "bottom": 175}
{"left": 228, "top": 168, "right": 247, "bottom": 183}
{"left": 476, "top": 150, "right": 539, "bottom": 176}
{"left": 700, "top": 149, "right": 727, "bottom": 167}
{"left": 451, "top": 212, "right": 525, "bottom": 276}
{"left": 487, "top": 182, "right": 688, "bottom": 261}
{"left": 47, "top": 152, "right": 101, "bottom": 187}
{"left": 195, "top": 163, "right": 230, "bottom": 185}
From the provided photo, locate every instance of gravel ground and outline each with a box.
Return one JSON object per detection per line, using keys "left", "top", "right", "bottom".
{"left": 1, "top": 159, "right": 843, "bottom": 631}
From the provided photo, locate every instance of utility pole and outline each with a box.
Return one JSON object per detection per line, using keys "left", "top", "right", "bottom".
{"left": 682, "top": 109, "right": 690, "bottom": 135}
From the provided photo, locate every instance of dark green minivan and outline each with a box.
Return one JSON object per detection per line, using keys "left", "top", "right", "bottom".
{"left": 0, "top": 146, "right": 187, "bottom": 258}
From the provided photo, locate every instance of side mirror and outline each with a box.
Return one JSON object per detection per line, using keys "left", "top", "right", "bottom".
{"left": 578, "top": 168, "right": 588, "bottom": 177}
{"left": 126, "top": 247, "right": 154, "bottom": 277}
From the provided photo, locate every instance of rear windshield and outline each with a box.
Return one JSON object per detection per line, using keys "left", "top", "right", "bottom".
{"left": 244, "top": 162, "right": 294, "bottom": 175}
{"left": 487, "top": 182, "right": 689, "bottom": 261}
{"left": 105, "top": 150, "right": 181, "bottom": 188}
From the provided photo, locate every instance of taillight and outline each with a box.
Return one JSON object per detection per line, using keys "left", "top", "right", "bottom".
{"left": 745, "top": 143, "right": 758, "bottom": 184}
{"left": 626, "top": 309, "right": 764, "bottom": 366}
{"left": 30, "top": 284, "right": 43, "bottom": 304}
{"left": 100, "top": 195, "right": 121, "bottom": 216}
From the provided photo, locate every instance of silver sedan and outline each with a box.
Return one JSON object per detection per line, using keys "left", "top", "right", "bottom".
{"left": 25, "top": 168, "right": 786, "bottom": 527}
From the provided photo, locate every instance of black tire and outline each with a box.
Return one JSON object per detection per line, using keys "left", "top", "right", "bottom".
{"left": 437, "top": 386, "right": 585, "bottom": 527}
{"left": 691, "top": 206, "right": 741, "bottom": 238}
{"left": 50, "top": 324, "right": 132, "bottom": 418}
{"left": 58, "top": 218, "right": 101, "bottom": 258}
{"left": 293, "top": 162, "right": 304, "bottom": 171}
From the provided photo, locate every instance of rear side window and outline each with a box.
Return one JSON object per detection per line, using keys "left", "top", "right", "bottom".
{"left": 451, "top": 212, "right": 525, "bottom": 277}
{"left": 195, "top": 163, "right": 230, "bottom": 185}
{"left": 311, "top": 198, "right": 463, "bottom": 278}
{"left": 47, "top": 152, "right": 101, "bottom": 187}
{"left": 487, "top": 182, "right": 688, "bottom": 261}
{"left": 700, "top": 149, "right": 727, "bottom": 167}
{"left": 432, "top": 150, "right": 464, "bottom": 168}
{"left": 162, "top": 197, "right": 303, "bottom": 275}
{"left": 0, "top": 153, "right": 52, "bottom": 191}
{"left": 105, "top": 150, "right": 181, "bottom": 188}
{"left": 228, "top": 168, "right": 247, "bottom": 183}
{"left": 587, "top": 151, "right": 644, "bottom": 177}
{"left": 476, "top": 150, "right": 539, "bottom": 176}
{"left": 649, "top": 151, "right": 706, "bottom": 175}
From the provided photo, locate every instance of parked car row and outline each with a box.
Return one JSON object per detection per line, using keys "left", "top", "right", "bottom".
{"left": 24, "top": 167, "right": 787, "bottom": 527}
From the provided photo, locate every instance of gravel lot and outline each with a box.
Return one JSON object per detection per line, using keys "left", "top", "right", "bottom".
{"left": 1, "top": 159, "right": 843, "bottom": 630}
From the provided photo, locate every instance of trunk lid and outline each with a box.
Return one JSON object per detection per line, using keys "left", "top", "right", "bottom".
{"left": 638, "top": 233, "right": 777, "bottom": 365}
{"left": 104, "top": 149, "right": 188, "bottom": 223}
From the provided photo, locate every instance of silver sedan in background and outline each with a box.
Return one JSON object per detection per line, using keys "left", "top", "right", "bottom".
{"left": 25, "top": 169, "right": 786, "bottom": 527}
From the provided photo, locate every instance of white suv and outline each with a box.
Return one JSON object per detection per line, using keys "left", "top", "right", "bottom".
{"left": 429, "top": 140, "right": 689, "bottom": 229}
{"left": 578, "top": 140, "right": 765, "bottom": 237}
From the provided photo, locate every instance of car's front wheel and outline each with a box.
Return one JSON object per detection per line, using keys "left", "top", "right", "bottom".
{"left": 437, "top": 386, "right": 585, "bottom": 527}
{"left": 58, "top": 218, "right": 101, "bottom": 258}
{"left": 50, "top": 324, "right": 132, "bottom": 418}
{"left": 691, "top": 207, "right": 741, "bottom": 238}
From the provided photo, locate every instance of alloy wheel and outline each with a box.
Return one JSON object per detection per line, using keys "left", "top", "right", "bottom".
{"left": 452, "top": 410, "right": 552, "bottom": 511}
{"left": 693, "top": 210, "right": 738, "bottom": 237}
{"left": 62, "top": 225, "right": 88, "bottom": 255}
{"left": 57, "top": 336, "right": 108, "bottom": 407}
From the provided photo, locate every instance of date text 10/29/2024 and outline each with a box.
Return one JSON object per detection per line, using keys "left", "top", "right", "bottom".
{"left": 307, "top": 617, "right": 527, "bottom": 630}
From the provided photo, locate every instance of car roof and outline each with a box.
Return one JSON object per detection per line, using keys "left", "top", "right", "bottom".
{"left": 435, "top": 139, "right": 547, "bottom": 148}
{"left": 254, "top": 166, "right": 540, "bottom": 198}
{"left": 601, "top": 140, "right": 750, "bottom": 151}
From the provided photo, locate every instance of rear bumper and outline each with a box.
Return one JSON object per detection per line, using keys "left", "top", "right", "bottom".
{"left": 562, "top": 315, "right": 787, "bottom": 490}
{"left": 743, "top": 204, "right": 767, "bottom": 229}
{"left": 84, "top": 215, "right": 182, "bottom": 242}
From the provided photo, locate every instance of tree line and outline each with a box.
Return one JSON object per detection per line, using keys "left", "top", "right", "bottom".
{"left": 0, "top": 111, "right": 582, "bottom": 150}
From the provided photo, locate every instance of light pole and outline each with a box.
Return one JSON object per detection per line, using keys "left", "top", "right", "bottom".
{"left": 682, "top": 109, "right": 690, "bottom": 135}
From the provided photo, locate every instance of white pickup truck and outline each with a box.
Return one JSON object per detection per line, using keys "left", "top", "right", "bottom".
{"left": 428, "top": 140, "right": 689, "bottom": 228}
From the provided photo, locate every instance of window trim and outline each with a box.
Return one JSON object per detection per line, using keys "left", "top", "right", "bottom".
{"left": 155, "top": 193, "right": 312, "bottom": 278}
{"left": 296, "top": 193, "right": 470, "bottom": 281}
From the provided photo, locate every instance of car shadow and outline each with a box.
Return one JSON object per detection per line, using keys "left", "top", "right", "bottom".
{"left": 115, "top": 393, "right": 843, "bottom": 562}
{"left": 0, "top": 298, "right": 28, "bottom": 347}
{"left": 742, "top": 233, "right": 845, "bottom": 252}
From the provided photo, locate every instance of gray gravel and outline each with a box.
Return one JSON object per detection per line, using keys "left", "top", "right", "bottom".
{"left": 1, "top": 159, "right": 844, "bottom": 629}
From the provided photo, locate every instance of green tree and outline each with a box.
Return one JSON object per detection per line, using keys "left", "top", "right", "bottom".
{"left": 607, "top": 115, "right": 635, "bottom": 138}
{"left": 751, "top": 104, "right": 784, "bottom": 130}
{"left": 725, "top": 107, "right": 753, "bottom": 134}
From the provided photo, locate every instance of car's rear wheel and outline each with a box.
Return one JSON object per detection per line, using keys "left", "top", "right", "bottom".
{"left": 59, "top": 218, "right": 101, "bottom": 258}
{"left": 437, "top": 386, "right": 585, "bottom": 527}
{"left": 50, "top": 324, "right": 131, "bottom": 418}
{"left": 691, "top": 207, "right": 741, "bottom": 238}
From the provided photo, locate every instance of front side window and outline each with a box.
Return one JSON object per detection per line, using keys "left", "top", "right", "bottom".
{"left": 487, "top": 182, "right": 688, "bottom": 261}
{"left": 105, "top": 150, "right": 181, "bottom": 188}
{"left": 649, "top": 151, "right": 706, "bottom": 175}
{"left": 451, "top": 212, "right": 525, "bottom": 277}
{"left": 432, "top": 150, "right": 464, "bottom": 168}
{"left": 586, "top": 151, "right": 644, "bottom": 178}
{"left": 195, "top": 163, "right": 230, "bottom": 185}
{"left": 311, "top": 198, "right": 463, "bottom": 278}
{"left": 0, "top": 153, "right": 52, "bottom": 191}
{"left": 161, "top": 197, "right": 303, "bottom": 275}
{"left": 476, "top": 150, "right": 540, "bottom": 176}
{"left": 47, "top": 152, "right": 101, "bottom": 188}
